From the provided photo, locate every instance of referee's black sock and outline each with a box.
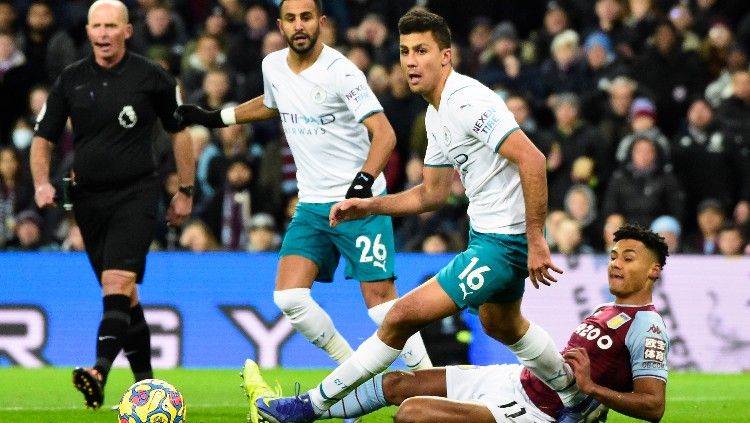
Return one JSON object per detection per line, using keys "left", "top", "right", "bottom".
{"left": 93, "top": 294, "right": 131, "bottom": 385}
{"left": 123, "top": 303, "right": 153, "bottom": 382}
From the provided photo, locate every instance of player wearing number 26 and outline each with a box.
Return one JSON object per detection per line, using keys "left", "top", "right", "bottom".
{"left": 173, "top": 0, "right": 432, "bottom": 371}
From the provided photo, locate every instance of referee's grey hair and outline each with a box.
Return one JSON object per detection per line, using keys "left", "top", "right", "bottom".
{"left": 88, "top": 0, "right": 129, "bottom": 23}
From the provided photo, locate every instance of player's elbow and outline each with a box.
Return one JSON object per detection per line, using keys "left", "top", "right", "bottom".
{"left": 384, "top": 128, "right": 397, "bottom": 152}
{"left": 642, "top": 399, "right": 665, "bottom": 422}
{"left": 523, "top": 147, "right": 546, "bottom": 171}
{"left": 649, "top": 402, "right": 665, "bottom": 422}
{"left": 419, "top": 184, "right": 449, "bottom": 211}
{"left": 371, "top": 122, "right": 396, "bottom": 153}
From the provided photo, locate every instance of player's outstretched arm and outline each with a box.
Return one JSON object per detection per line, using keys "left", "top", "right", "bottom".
{"left": 564, "top": 348, "right": 666, "bottom": 422}
{"left": 499, "top": 129, "right": 562, "bottom": 288}
{"left": 174, "top": 95, "right": 279, "bottom": 128}
{"left": 330, "top": 166, "right": 453, "bottom": 227}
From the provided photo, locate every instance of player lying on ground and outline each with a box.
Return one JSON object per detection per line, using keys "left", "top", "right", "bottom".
{"left": 245, "top": 225, "right": 669, "bottom": 423}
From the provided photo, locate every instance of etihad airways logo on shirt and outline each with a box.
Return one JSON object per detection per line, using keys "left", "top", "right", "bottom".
{"left": 278, "top": 112, "right": 336, "bottom": 125}
{"left": 278, "top": 112, "right": 336, "bottom": 136}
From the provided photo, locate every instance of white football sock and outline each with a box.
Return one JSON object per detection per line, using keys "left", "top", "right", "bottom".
{"left": 368, "top": 299, "right": 433, "bottom": 370}
{"left": 308, "top": 333, "right": 400, "bottom": 413}
{"left": 507, "top": 322, "right": 586, "bottom": 406}
{"left": 322, "top": 373, "right": 387, "bottom": 419}
{"left": 273, "top": 288, "right": 353, "bottom": 364}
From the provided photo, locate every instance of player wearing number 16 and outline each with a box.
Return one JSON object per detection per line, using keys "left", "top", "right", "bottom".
{"left": 174, "top": 0, "right": 432, "bottom": 376}
{"left": 251, "top": 9, "right": 600, "bottom": 423}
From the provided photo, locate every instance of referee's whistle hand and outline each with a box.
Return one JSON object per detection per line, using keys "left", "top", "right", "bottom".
{"left": 34, "top": 183, "right": 57, "bottom": 209}
{"left": 166, "top": 194, "right": 192, "bottom": 226}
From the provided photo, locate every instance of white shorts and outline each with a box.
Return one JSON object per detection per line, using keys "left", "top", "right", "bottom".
{"left": 446, "top": 364, "right": 555, "bottom": 423}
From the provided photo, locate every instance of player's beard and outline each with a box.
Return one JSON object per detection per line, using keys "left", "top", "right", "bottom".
{"left": 286, "top": 27, "right": 320, "bottom": 56}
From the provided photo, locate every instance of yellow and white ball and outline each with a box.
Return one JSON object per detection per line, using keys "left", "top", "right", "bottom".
{"left": 117, "top": 378, "right": 186, "bottom": 423}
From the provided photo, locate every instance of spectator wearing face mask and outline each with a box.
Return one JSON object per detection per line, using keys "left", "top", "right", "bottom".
{"left": 0, "top": 146, "right": 33, "bottom": 247}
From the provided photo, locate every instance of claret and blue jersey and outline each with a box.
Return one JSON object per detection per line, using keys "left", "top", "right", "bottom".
{"left": 521, "top": 303, "right": 670, "bottom": 418}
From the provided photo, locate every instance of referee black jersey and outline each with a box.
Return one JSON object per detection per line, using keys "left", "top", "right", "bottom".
{"left": 35, "top": 51, "right": 185, "bottom": 190}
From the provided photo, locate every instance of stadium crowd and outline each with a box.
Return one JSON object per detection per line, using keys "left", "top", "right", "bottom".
{"left": 1, "top": 0, "right": 749, "bottom": 256}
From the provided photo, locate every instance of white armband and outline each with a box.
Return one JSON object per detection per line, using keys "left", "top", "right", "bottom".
{"left": 220, "top": 108, "right": 237, "bottom": 125}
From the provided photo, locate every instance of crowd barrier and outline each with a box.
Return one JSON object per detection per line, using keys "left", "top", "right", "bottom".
{"left": 1, "top": 252, "right": 748, "bottom": 372}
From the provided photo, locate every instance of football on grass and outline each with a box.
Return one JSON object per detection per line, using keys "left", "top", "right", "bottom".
{"left": 117, "top": 378, "right": 186, "bottom": 423}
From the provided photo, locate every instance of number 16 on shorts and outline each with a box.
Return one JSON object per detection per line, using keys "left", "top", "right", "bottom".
{"left": 458, "top": 257, "right": 490, "bottom": 300}
{"left": 356, "top": 234, "right": 387, "bottom": 271}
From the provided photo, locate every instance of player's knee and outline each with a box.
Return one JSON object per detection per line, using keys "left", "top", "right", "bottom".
{"left": 101, "top": 270, "right": 137, "bottom": 295}
{"left": 481, "top": 322, "right": 522, "bottom": 345}
{"left": 382, "top": 371, "right": 413, "bottom": 405}
{"left": 394, "top": 398, "right": 428, "bottom": 423}
{"left": 380, "top": 304, "right": 419, "bottom": 341}
{"left": 361, "top": 281, "right": 398, "bottom": 308}
{"left": 273, "top": 288, "right": 312, "bottom": 316}
{"left": 480, "top": 312, "right": 525, "bottom": 344}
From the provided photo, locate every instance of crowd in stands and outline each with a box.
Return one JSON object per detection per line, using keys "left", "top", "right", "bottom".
{"left": 1, "top": 0, "right": 750, "bottom": 257}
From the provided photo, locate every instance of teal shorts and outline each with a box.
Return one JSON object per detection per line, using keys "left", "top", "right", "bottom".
{"left": 279, "top": 201, "right": 396, "bottom": 282}
{"left": 436, "top": 229, "right": 528, "bottom": 313}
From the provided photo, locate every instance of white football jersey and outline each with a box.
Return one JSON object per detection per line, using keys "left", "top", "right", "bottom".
{"left": 262, "top": 45, "right": 386, "bottom": 202}
{"left": 424, "top": 71, "right": 526, "bottom": 234}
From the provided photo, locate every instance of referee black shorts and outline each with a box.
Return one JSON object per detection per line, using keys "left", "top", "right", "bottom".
{"left": 72, "top": 175, "right": 160, "bottom": 284}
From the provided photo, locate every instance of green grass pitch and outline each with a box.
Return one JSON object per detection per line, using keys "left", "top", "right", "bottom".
{"left": 0, "top": 367, "right": 748, "bottom": 422}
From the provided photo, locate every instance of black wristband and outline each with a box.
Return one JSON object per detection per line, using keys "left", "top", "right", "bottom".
{"left": 204, "top": 110, "right": 226, "bottom": 128}
{"left": 345, "top": 171, "right": 375, "bottom": 199}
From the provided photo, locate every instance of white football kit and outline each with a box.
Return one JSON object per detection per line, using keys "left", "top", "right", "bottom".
{"left": 424, "top": 71, "right": 525, "bottom": 234}
{"left": 262, "top": 45, "right": 386, "bottom": 203}
{"left": 446, "top": 364, "right": 554, "bottom": 422}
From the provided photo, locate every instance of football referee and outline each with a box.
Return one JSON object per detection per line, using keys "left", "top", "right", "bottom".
{"left": 30, "top": 0, "right": 194, "bottom": 409}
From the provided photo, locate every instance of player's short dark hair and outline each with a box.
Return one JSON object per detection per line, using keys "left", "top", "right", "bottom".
{"left": 398, "top": 9, "right": 452, "bottom": 49}
{"left": 279, "top": 0, "right": 323, "bottom": 15}
{"left": 613, "top": 224, "right": 668, "bottom": 267}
